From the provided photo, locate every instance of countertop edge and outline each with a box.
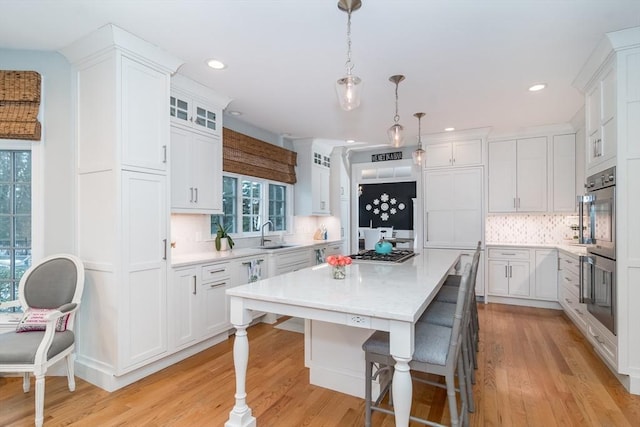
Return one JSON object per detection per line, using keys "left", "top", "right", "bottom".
{"left": 486, "top": 242, "right": 588, "bottom": 256}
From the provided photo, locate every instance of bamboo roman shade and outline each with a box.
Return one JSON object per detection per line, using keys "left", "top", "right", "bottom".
{"left": 223, "top": 128, "right": 297, "bottom": 184}
{"left": 0, "top": 71, "right": 42, "bottom": 141}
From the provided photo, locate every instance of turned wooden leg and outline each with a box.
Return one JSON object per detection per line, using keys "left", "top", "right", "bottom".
{"left": 391, "top": 356, "right": 412, "bottom": 427}
{"left": 225, "top": 324, "right": 256, "bottom": 427}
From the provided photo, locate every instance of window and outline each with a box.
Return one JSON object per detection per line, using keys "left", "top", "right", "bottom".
{"left": 211, "top": 174, "right": 291, "bottom": 236}
{"left": 0, "top": 150, "right": 31, "bottom": 312}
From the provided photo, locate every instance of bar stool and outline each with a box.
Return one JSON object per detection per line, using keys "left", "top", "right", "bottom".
{"left": 362, "top": 264, "right": 473, "bottom": 427}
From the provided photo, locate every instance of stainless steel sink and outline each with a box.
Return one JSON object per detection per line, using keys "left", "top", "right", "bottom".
{"left": 256, "top": 244, "right": 298, "bottom": 250}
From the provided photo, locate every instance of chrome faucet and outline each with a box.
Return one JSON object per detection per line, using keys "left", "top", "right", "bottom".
{"left": 260, "top": 220, "right": 274, "bottom": 246}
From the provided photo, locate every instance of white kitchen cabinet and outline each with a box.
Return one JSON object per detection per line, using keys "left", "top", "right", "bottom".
{"left": 585, "top": 59, "right": 616, "bottom": 171}
{"left": 293, "top": 140, "right": 332, "bottom": 216}
{"left": 62, "top": 25, "right": 180, "bottom": 390}
{"left": 200, "top": 262, "right": 230, "bottom": 336}
{"left": 170, "top": 74, "right": 226, "bottom": 138}
{"left": 170, "top": 125, "right": 222, "bottom": 214}
{"left": 552, "top": 134, "right": 576, "bottom": 212}
{"left": 424, "top": 139, "right": 482, "bottom": 168}
{"left": 269, "top": 247, "right": 314, "bottom": 276}
{"left": 558, "top": 251, "right": 587, "bottom": 333}
{"left": 424, "top": 167, "right": 483, "bottom": 249}
{"left": 487, "top": 248, "right": 530, "bottom": 297}
{"left": 170, "top": 267, "right": 199, "bottom": 349}
{"left": 488, "top": 137, "right": 547, "bottom": 212}
{"left": 533, "top": 249, "right": 558, "bottom": 300}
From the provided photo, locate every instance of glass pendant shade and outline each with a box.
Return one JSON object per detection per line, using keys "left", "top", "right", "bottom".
{"left": 412, "top": 147, "right": 425, "bottom": 165}
{"left": 336, "top": 74, "right": 362, "bottom": 111}
{"left": 387, "top": 123, "right": 404, "bottom": 147}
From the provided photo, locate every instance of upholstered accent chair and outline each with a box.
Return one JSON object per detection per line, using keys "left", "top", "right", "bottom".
{"left": 0, "top": 254, "right": 85, "bottom": 427}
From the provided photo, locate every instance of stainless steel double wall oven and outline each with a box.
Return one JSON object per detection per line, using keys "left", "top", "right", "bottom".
{"left": 578, "top": 166, "right": 616, "bottom": 335}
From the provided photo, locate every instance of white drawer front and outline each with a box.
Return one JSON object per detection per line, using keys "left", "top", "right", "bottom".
{"left": 559, "top": 253, "right": 580, "bottom": 277}
{"left": 488, "top": 248, "right": 530, "bottom": 260}
{"left": 201, "top": 262, "right": 231, "bottom": 283}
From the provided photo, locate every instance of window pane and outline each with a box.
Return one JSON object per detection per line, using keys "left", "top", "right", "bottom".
{"left": 0, "top": 217, "right": 9, "bottom": 247}
{"left": 15, "top": 152, "right": 31, "bottom": 182}
{"left": 0, "top": 184, "right": 10, "bottom": 213}
{"left": 15, "top": 184, "right": 31, "bottom": 214}
{"left": 0, "top": 152, "right": 11, "bottom": 181}
{"left": 14, "top": 216, "right": 30, "bottom": 247}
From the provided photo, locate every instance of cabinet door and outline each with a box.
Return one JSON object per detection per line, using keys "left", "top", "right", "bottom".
{"left": 586, "top": 83, "right": 600, "bottom": 136}
{"left": 424, "top": 170, "right": 454, "bottom": 246}
{"left": 201, "top": 281, "right": 228, "bottom": 337}
{"left": 424, "top": 143, "right": 452, "bottom": 167}
{"left": 488, "top": 140, "right": 517, "bottom": 212}
{"left": 508, "top": 261, "right": 531, "bottom": 297}
{"left": 552, "top": 134, "right": 576, "bottom": 212}
{"left": 121, "top": 56, "right": 169, "bottom": 172}
{"left": 516, "top": 137, "right": 547, "bottom": 212}
{"left": 121, "top": 171, "right": 168, "bottom": 370}
{"left": 170, "top": 268, "right": 198, "bottom": 349}
{"left": 312, "top": 165, "right": 330, "bottom": 214}
{"left": 452, "top": 168, "right": 483, "bottom": 248}
{"left": 452, "top": 140, "right": 482, "bottom": 166}
{"left": 533, "top": 249, "right": 558, "bottom": 300}
{"left": 194, "top": 134, "right": 222, "bottom": 213}
{"left": 170, "top": 126, "right": 193, "bottom": 209}
{"left": 488, "top": 260, "right": 509, "bottom": 295}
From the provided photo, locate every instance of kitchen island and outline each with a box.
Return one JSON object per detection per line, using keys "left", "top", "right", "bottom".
{"left": 225, "top": 249, "right": 461, "bottom": 427}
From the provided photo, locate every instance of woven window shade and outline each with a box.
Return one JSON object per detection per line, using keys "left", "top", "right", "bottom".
{"left": 223, "top": 128, "right": 297, "bottom": 184}
{"left": 0, "top": 71, "right": 42, "bottom": 141}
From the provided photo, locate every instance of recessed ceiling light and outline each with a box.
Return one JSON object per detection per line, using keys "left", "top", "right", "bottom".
{"left": 228, "top": 110, "right": 242, "bottom": 116}
{"left": 444, "top": 127, "right": 455, "bottom": 132}
{"left": 207, "top": 59, "right": 226, "bottom": 70}
{"left": 346, "top": 139, "right": 356, "bottom": 144}
{"left": 528, "top": 83, "right": 547, "bottom": 92}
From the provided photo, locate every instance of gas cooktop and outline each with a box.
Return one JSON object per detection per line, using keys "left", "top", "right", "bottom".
{"left": 349, "top": 249, "right": 416, "bottom": 264}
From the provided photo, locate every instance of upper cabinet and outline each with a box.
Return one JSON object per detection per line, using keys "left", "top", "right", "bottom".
{"left": 552, "top": 134, "right": 576, "bottom": 212}
{"left": 169, "top": 74, "right": 231, "bottom": 214}
{"left": 293, "top": 140, "right": 332, "bottom": 216}
{"left": 488, "top": 137, "right": 547, "bottom": 212}
{"left": 424, "top": 139, "right": 482, "bottom": 168}
{"left": 585, "top": 59, "right": 616, "bottom": 171}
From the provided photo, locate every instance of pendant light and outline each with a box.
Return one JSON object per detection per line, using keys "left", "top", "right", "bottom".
{"left": 335, "top": 0, "right": 363, "bottom": 111}
{"left": 412, "top": 112, "right": 426, "bottom": 165}
{"left": 387, "top": 75, "right": 405, "bottom": 147}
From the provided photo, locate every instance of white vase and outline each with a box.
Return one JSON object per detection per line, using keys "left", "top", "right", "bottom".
{"left": 218, "top": 237, "right": 229, "bottom": 251}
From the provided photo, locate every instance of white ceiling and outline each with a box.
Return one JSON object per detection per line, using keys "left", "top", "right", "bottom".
{"left": 2, "top": 0, "right": 640, "bottom": 146}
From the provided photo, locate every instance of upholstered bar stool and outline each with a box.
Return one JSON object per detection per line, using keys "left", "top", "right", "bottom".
{"left": 362, "top": 264, "right": 473, "bottom": 427}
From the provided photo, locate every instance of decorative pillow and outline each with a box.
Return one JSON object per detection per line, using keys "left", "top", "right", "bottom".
{"left": 15, "top": 308, "right": 70, "bottom": 333}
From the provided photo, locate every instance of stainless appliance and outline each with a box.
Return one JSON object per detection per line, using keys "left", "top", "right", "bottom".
{"left": 349, "top": 249, "right": 416, "bottom": 264}
{"left": 578, "top": 166, "right": 616, "bottom": 335}
{"left": 580, "top": 252, "right": 616, "bottom": 335}
{"left": 578, "top": 166, "right": 615, "bottom": 259}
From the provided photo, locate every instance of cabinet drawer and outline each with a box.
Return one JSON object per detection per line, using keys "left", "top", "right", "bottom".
{"left": 587, "top": 320, "right": 617, "bottom": 369}
{"left": 488, "top": 248, "right": 530, "bottom": 260}
{"left": 274, "top": 250, "right": 312, "bottom": 269}
{"left": 560, "top": 292, "right": 587, "bottom": 332}
{"left": 560, "top": 270, "right": 580, "bottom": 297}
{"left": 559, "top": 254, "right": 580, "bottom": 277}
{"left": 201, "top": 262, "right": 231, "bottom": 283}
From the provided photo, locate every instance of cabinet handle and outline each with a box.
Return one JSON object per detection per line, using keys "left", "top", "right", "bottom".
{"left": 210, "top": 281, "right": 226, "bottom": 288}
{"left": 501, "top": 252, "right": 516, "bottom": 256}
{"left": 194, "top": 187, "right": 198, "bottom": 203}
{"left": 505, "top": 265, "right": 508, "bottom": 278}
{"left": 192, "top": 275, "right": 197, "bottom": 295}
{"left": 242, "top": 260, "right": 264, "bottom": 266}
{"left": 190, "top": 187, "right": 194, "bottom": 203}
{"left": 452, "top": 158, "right": 455, "bottom": 164}
{"left": 162, "top": 145, "right": 167, "bottom": 163}
{"left": 593, "top": 334, "right": 605, "bottom": 345}
{"left": 575, "top": 308, "right": 583, "bottom": 315}
{"left": 565, "top": 297, "right": 572, "bottom": 304}
{"left": 163, "top": 239, "right": 167, "bottom": 260}
{"left": 208, "top": 268, "right": 226, "bottom": 274}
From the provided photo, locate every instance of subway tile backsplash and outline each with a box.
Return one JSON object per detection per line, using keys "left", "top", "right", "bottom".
{"left": 486, "top": 213, "right": 580, "bottom": 244}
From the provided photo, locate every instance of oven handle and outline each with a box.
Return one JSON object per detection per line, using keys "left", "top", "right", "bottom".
{"left": 579, "top": 255, "right": 594, "bottom": 304}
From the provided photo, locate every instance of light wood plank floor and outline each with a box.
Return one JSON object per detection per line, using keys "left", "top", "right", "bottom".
{"left": 2, "top": 303, "right": 640, "bottom": 426}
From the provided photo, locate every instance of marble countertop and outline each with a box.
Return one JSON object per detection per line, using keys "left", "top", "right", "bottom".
{"left": 226, "top": 249, "right": 461, "bottom": 323}
{"left": 171, "top": 239, "right": 344, "bottom": 268}
{"left": 486, "top": 242, "right": 588, "bottom": 256}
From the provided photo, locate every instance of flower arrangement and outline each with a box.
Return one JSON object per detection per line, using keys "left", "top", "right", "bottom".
{"left": 326, "top": 255, "right": 352, "bottom": 279}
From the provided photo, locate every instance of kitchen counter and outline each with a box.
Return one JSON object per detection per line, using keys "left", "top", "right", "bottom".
{"left": 171, "top": 239, "right": 343, "bottom": 268}
{"left": 225, "top": 249, "right": 461, "bottom": 427}
{"left": 486, "top": 242, "right": 588, "bottom": 257}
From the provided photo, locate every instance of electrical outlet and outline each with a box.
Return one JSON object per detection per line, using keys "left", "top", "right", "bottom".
{"left": 347, "top": 314, "right": 371, "bottom": 328}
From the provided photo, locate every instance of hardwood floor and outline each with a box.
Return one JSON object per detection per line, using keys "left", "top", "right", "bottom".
{"left": 2, "top": 303, "right": 640, "bottom": 426}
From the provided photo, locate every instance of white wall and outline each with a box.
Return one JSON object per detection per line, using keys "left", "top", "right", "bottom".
{"left": 0, "top": 49, "right": 75, "bottom": 258}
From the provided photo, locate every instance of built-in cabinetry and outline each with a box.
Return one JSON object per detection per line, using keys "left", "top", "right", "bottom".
{"left": 585, "top": 57, "right": 616, "bottom": 172}
{"left": 558, "top": 251, "right": 587, "bottom": 332}
{"left": 423, "top": 167, "right": 483, "bottom": 249}
{"left": 61, "top": 24, "right": 182, "bottom": 390}
{"left": 269, "top": 247, "right": 315, "bottom": 276}
{"left": 424, "top": 139, "right": 482, "bottom": 168}
{"left": 552, "top": 134, "right": 577, "bottom": 212}
{"left": 487, "top": 246, "right": 558, "bottom": 303}
{"left": 293, "top": 140, "right": 332, "bottom": 216}
{"left": 488, "top": 137, "right": 548, "bottom": 212}
{"left": 170, "top": 75, "right": 230, "bottom": 214}
{"left": 170, "top": 261, "right": 230, "bottom": 351}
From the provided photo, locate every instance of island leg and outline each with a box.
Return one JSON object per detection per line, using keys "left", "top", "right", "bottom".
{"left": 225, "top": 322, "right": 256, "bottom": 427}
{"left": 391, "top": 356, "right": 412, "bottom": 427}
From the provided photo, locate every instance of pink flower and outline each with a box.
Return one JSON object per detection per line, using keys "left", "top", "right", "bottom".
{"left": 326, "top": 255, "right": 352, "bottom": 267}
